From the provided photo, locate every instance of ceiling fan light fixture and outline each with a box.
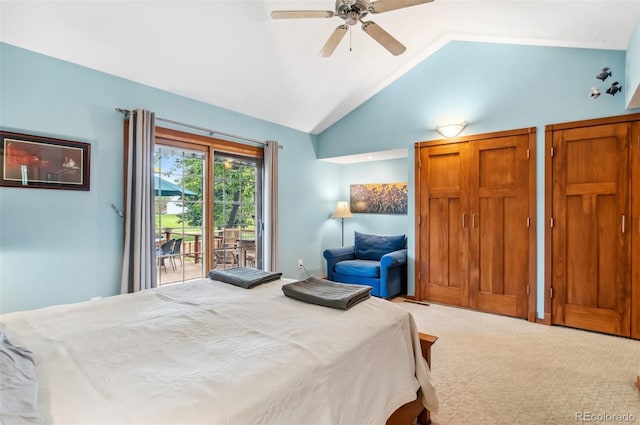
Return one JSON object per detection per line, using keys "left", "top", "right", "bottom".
{"left": 345, "top": 11, "right": 360, "bottom": 25}
{"left": 436, "top": 122, "right": 467, "bottom": 138}
{"left": 270, "top": 0, "right": 434, "bottom": 56}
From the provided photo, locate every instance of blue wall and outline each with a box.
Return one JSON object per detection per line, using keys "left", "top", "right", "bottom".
{"left": 0, "top": 43, "right": 338, "bottom": 313}
{"left": 318, "top": 41, "right": 639, "bottom": 318}
{"left": 318, "top": 41, "right": 634, "bottom": 158}
{"left": 335, "top": 158, "right": 409, "bottom": 248}
{"left": 2, "top": 39, "right": 639, "bottom": 317}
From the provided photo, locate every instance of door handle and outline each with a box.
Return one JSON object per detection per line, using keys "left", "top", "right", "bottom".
{"left": 472, "top": 213, "right": 476, "bottom": 229}
{"left": 621, "top": 215, "right": 625, "bottom": 234}
{"left": 461, "top": 213, "right": 466, "bottom": 228}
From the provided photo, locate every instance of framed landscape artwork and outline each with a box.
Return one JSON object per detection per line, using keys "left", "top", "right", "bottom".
{"left": 0, "top": 131, "right": 90, "bottom": 191}
{"left": 350, "top": 182, "right": 408, "bottom": 214}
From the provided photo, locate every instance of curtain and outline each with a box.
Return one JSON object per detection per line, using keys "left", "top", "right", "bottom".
{"left": 121, "top": 109, "right": 157, "bottom": 293}
{"left": 263, "top": 140, "right": 279, "bottom": 272}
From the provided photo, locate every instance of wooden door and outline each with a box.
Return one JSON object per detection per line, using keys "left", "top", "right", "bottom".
{"left": 551, "top": 123, "right": 631, "bottom": 336}
{"left": 632, "top": 121, "right": 640, "bottom": 339}
{"left": 416, "top": 143, "right": 469, "bottom": 306}
{"left": 468, "top": 134, "right": 530, "bottom": 318}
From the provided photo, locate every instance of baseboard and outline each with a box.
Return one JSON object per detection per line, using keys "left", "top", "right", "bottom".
{"left": 404, "top": 299, "right": 431, "bottom": 307}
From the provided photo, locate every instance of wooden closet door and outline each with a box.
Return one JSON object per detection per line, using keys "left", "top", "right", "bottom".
{"left": 468, "top": 134, "right": 530, "bottom": 318}
{"left": 632, "top": 121, "right": 640, "bottom": 339}
{"left": 551, "top": 123, "right": 631, "bottom": 336}
{"left": 417, "top": 143, "right": 469, "bottom": 306}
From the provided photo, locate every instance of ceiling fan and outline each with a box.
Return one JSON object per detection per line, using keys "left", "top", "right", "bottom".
{"left": 271, "top": 0, "right": 434, "bottom": 57}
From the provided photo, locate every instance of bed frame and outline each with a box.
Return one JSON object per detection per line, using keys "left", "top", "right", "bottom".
{"left": 386, "top": 332, "right": 438, "bottom": 425}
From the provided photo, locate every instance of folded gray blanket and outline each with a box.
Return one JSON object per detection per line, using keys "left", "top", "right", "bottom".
{"left": 282, "top": 276, "right": 372, "bottom": 310}
{"left": 0, "top": 331, "right": 41, "bottom": 424}
{"left": 209, "top": 267, "right": 282, "bottom": 289}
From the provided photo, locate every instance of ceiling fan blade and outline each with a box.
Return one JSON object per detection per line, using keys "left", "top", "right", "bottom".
{"left": 369, "top": 0, "right": 434, "bottom": 14}
{"left": 319, "top": 25, "right": 349, "bottom": 57}
{"left": 361, "top": 21, "right": 406, "bottom": 56}
{"left": 271, "top": 10, "right": 335, "bottom": 19}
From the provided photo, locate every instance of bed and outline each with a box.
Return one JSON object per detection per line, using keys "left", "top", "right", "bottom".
{"left": 0, "top": 277, "right": 438, "bottom": 424}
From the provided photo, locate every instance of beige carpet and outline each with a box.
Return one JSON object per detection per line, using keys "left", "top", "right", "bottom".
{"left": 394, "top": 300, "right": 640, "bottom": 425}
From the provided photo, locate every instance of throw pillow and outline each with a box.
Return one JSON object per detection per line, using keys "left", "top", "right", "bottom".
{"left": 354, "top": 231, "right": 406, "bottom": 261}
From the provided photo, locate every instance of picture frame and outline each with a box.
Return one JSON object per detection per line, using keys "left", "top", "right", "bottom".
{"left": 0, "top": 131, "right": 90, "bottom": 191}
{"left": 350, "top": 182, "right": 408, "bottom": 215}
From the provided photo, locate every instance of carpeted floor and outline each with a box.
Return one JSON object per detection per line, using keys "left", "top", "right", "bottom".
{"left": 393, "top": 300, "right": 640, "bottom": 425}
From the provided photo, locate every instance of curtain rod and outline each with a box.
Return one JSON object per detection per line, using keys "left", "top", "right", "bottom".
{"left": 115, "top": 108, "right": 275, "bottom": 147}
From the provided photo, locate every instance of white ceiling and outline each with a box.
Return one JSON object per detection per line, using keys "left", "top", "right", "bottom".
{"left": 1, "top": 0, "right": 639, "bottom": 136}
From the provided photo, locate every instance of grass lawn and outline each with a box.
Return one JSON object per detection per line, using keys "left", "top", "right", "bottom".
{"left": 156, "top": 214, "right": 201, "bottom": 241}
{"left": 156, "top": 214, "right": 256, "bottom": 243}
{"left": 156, "top": 213, "right": 183, "bottom": 229}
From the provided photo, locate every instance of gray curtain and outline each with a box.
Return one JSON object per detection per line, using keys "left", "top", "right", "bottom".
{"left": 264, "top": 141, "right": 279, "bottom": 272}
{"left": 121, "top": 109, "right": 157, "bottom": 293}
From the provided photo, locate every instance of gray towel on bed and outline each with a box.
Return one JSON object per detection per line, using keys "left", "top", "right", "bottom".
{"left": 208, "top": 267, "right": 282, "bottom": 289}
{"left": 0, "top": 331, "right": 42, "bottom": 424}
{"left": 282, "top": 276, "right": 372, "bottom": 310}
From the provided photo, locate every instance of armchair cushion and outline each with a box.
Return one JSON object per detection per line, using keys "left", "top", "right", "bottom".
{"left": 335, "top": 259, "right": 380, "bottom": 278}
{"left": 354, "top": 231, "right": 406, "bottom": 261}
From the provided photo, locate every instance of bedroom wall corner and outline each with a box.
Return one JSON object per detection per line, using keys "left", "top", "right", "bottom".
{"left": 318, "top": 157, "right": 412, "bottom": 285}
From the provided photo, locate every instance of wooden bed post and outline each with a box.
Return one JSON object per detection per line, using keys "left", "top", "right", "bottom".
{"left": 417, "top": 333, "right": 437, "bottom": 425}
{"left": 386, "top": 332, "right": 438, "bottom": 425}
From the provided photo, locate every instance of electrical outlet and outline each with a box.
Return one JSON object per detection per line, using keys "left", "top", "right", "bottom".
{"left": 297, "top": 259, "right": 304, "bottom": 269}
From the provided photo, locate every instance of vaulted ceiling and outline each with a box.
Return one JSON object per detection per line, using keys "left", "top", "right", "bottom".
{"left": 1, "top": 1, "right": 639, "bottom": 134}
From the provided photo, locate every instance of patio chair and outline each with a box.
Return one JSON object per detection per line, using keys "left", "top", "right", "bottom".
{"left": 213, "top": 228, "right": 240, "bottom": 268}
{"left": 169, "top": 238, "right": 183, "bottom": 270}
{"left": 156, "top": 239, "right": 175, "bottom": 273}
{"left": 213, "top": 248, "right": 237, "bottom": 268}
{"left": 245, "top": 248, "right": 256, "bottom": 268}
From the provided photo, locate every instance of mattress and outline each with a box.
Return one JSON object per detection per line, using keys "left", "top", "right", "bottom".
{"left": 0, "top": 278, "right": 438, "bottom": 424}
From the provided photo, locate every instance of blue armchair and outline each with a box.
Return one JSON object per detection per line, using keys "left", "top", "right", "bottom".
{"left": 323, "top": 231, "right": 407, "bottom": 298}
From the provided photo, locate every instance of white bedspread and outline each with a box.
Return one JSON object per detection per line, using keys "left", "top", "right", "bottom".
{"left": 0, "top": 278, "right": 438, "bottom": 425}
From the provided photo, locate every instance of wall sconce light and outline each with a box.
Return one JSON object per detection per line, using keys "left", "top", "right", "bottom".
{"left": 332, "top": 201, "right": 353, "bottom": 246}
{"left": 436, "top": 122, "right": 467, "bottom": 138}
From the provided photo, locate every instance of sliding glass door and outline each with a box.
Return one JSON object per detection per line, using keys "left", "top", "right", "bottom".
{"left": 154, "top": 145, "right": 207, "bottom": 286}
{"left": 153, "top": 135, "right": 264, "bottom": 286}
{"left": 212, "top": 152, "right": 263, "bottom": 271}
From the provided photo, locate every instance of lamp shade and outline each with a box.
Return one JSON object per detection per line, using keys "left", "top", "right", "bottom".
{"left": 332, "top": 201, "right": 353, "bottom": 218}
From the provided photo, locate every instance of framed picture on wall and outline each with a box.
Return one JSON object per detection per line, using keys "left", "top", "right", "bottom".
{"left": 350, "top": 182, "right": 408, "bottom": 214}
{"left": 0, "top": 131, "right": 90, "bottom": 191}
